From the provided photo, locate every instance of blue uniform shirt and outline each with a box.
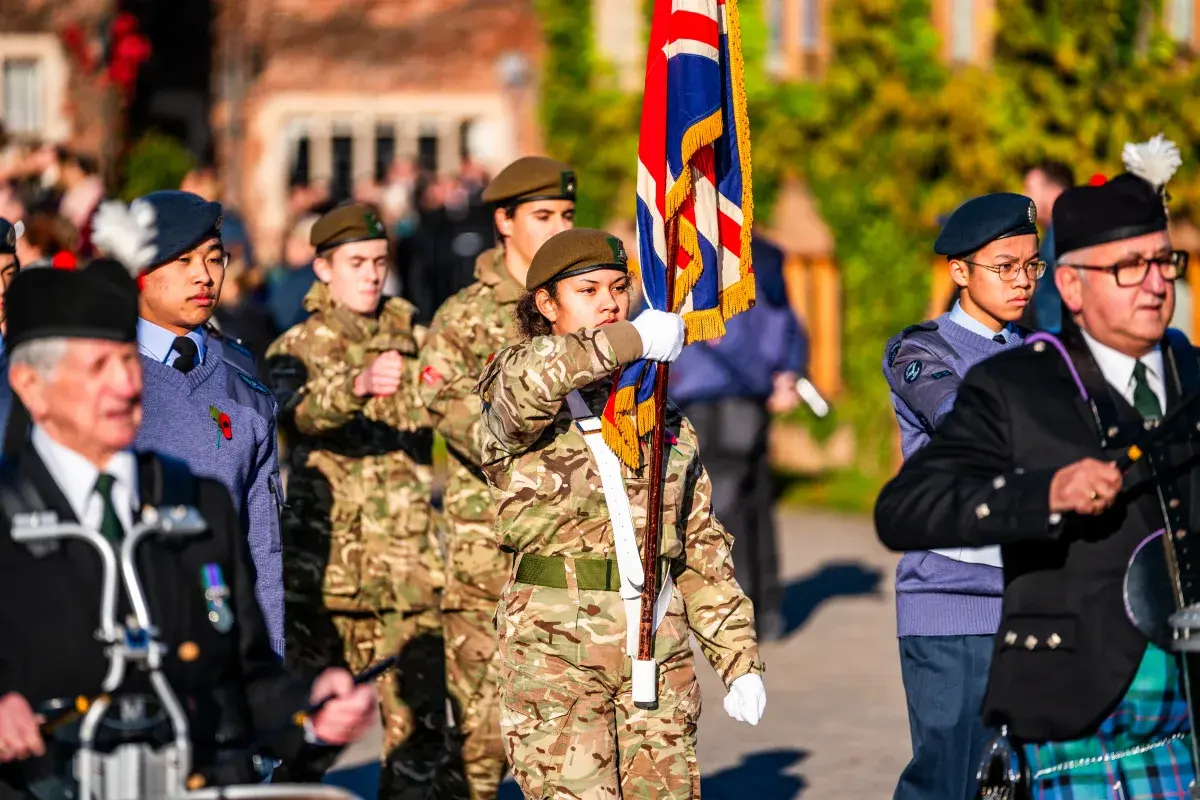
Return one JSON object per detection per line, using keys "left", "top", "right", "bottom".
{"left": 137, "top": 318, "right": 208, "bottom": 368}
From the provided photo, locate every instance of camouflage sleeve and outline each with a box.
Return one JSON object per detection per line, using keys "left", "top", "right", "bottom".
{"left": 883, "top": 337, "right": 960, "bottom": 432}
{"left": 418, "top": 305, "right": 485, "bottom": 465}
{"left": 364, "top": 353, "right": 431, "bottom": 432}
{"left": 676, "top": 426, "right": 765, "bottom": 687}
{"left": 266, "top": 335, "right": 366, "bottom": 436}
{"left": 477, "top": 322, "right": 643, "bottom": 462}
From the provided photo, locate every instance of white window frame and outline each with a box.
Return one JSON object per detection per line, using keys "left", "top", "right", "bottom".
{"left": 0, "top": 34, "right": 69, "bottom": 141}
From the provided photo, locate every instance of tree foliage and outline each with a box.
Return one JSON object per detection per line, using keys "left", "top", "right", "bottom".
{"left": 537, "top": 0, "right": 1200, "bottom": 481}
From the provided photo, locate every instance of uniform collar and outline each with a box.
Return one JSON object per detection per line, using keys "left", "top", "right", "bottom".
{"left": 1079, "top": 328, "right": 1165, "bottom": 405}
{"left": 31, "top": 425, "right": 139, "bottom": 523}
{"left": 949, "top": 300, "right": 1014, "bottom": 342}
{"left": 475, "top": 247, "right": 524, "bottom": 304}
{"left": 137, "top": 318, "right": 207, "bottom": 365}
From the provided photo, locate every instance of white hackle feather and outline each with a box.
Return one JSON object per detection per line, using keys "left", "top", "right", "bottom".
{"left": 12, "top": 220, "right": 24, "bottom": 241}
{"left": 1123, "top": 134, "right": 1182, "bottom": 189}
{"left": 91, "top": 199, "right": 158, "bottom": 275}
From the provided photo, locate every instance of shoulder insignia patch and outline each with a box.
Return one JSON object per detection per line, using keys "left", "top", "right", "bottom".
{"left": 237, "top": 372, "right": 270, "bottom": 395}
{"left": 887, "top": 340, "right": 903, "bottom": 367}
{"left": 420, "top": 365, "right": 444, "bottom": 387}
{"left": 930, "top": 369, "right": 953, "bottom": 380}
{"left": 904, "top": 361, "right": 923, "bottom": 383}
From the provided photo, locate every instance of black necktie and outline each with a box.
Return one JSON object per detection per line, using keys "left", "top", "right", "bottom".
{"left": 172, "top": 336, "right": 198, "bottom": 374}
{"left": 93, "top": 473, "right": 124, "bottom": 542}
{"left": 993, "top": 333, "right": 1006, "bottom": 344}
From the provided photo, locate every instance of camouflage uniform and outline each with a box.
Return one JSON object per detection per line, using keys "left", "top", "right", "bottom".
{"left": 265, "top": 281, "right": 449, "bottom": 795}
{"left": 477, "top": 324, "right": 764, "bottom": 800}
{"left": 417, "top": 247, "right": 519, "bottom": 800}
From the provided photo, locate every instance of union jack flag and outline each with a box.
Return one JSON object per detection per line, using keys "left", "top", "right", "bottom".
{"left": 601, "top": 0, "right": 755, "bottom": 469}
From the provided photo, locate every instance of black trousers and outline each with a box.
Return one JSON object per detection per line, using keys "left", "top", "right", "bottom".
{"left": 682, "top": 397, "right": 782, "bottom": 640}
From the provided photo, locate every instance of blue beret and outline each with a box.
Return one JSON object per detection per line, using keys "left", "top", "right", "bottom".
{"left": 136, "top": 190, "right": 223, "bottom": 267}
{"left": 934, "top": 193, "right": 1039, "bottom": 258}
{"left": 0, "top": 217, "right": 19, "bottom": 256}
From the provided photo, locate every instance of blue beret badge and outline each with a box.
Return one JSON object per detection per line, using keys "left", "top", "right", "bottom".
{"left": 904, "top": 361, "right": 923, "bottom": 383}
{"left": 1027, "top": 201, "right": 1037, "bottom": 224}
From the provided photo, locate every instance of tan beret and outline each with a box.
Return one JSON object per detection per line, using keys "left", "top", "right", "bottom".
{"left": 482, "top": 156, "right": 576, "bottom": 206}
{"left": 311, "top": 202, "right": 388, "bottom": 252}
{"left": 525, "top": 228, "right": 628, "bottom": 291}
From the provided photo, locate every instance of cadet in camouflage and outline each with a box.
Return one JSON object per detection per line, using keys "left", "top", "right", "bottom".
{"left": 417, "top": 156, "right": 576, "bottom": 800}
{"left": 264, "top": 203, "right": 452, "bottom": 799}
{"left": 476, "top": 229, "right": 765, "bottom": 799}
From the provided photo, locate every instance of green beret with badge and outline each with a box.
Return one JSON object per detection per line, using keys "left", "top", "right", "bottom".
{"left": 482, "top": 156, "right": 577, "bottom": 207}
{"left": 310, "top": 202, "right": 389, "bottom": 254}
{"left": 525, "top": 228, "right": 628, "bottom": 291}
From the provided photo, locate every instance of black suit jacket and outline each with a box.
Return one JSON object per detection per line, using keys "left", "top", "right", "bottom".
{"left": 876, "top": 323, "right": 1200, "bottom": 741}
{"left": 0, "top": 445, "right": 314, "bottom": 797}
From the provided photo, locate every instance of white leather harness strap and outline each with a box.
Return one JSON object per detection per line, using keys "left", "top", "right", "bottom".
{"left": 566, "top": 391, "right": 672, "bottom": 654}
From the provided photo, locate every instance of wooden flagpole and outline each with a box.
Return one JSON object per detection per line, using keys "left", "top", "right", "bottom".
{"left": 634, "top": 213, "right": 679, "bottom": 709}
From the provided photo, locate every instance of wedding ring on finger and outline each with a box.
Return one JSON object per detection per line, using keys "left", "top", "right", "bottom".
{"left": 1090, "top": 490, "right": 1100, "bottom": 501}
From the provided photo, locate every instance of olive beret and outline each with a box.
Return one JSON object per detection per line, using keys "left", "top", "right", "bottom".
{"left": 525, "top": 228, "right": 628, "bottom": 291}
{"left": 482, "top": 156, "right": 576, "bottom": 206}
{"left": 311, "top": 202, "right": 388, "bottom": 253}
{"left": 934, "top": 193, "right": 1039, "bottom": 259}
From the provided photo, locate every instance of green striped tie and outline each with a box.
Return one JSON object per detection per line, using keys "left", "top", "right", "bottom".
{"left": 93, "top": 473, "right": 124, "bottom": 542}
{"left": 1132, "top": 361, "right": 1162, "bottom": 421}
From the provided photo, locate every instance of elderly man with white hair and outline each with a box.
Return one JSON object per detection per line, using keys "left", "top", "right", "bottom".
{"left": 0, "top": 256, "right": 376, "bottom": 798}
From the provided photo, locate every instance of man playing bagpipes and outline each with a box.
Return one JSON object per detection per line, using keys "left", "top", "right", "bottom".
{"left": 877, "top": 135, "right": 1200, "bottom": 799}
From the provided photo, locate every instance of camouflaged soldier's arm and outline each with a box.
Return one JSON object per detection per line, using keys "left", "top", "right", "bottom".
{"left": 418, "top": 304, "right": 487, "bottom": 465}
{"left": 883, "top": 337, "right": 960, "bottom": 433}
{"left": 265, "top": 334, "right": 366, "bottom": 436}
{"left": 476, "top": 322, "right": 643, "bottom": 462}
{"left": 676, "top": 419, "right": 765, "bottom": 687}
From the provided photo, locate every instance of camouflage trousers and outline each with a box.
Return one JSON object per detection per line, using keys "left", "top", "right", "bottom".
{"left": 286, "top": 603, "right": 463, "bottom": 799}
{"left": 497, "top": 579, "right": 701, "bottom": 800}
{"left": 443, "top": 605, "right": 507, "bottom": 800}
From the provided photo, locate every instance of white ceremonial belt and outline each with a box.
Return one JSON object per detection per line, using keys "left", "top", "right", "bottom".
{"left": 565, "top": 391, "right": 669, "bottom": 655}
{"left": 929, "top": 546, "right": 1003, "bottom": 568}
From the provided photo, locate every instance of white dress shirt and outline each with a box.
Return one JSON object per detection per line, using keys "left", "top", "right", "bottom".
{"left": 1079, "top": 329, "right": 1167, "bottom": 413}
{"left": 31, "top": 426, "right": 140, "bottom": 534}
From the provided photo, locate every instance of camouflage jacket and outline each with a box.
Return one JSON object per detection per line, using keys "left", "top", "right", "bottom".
{"left": 418, "top": 247, "right": 521, "bottom": 609}
{"left": 266, "top": 282, "right": 444, "bottom": 614}
{"left": 476, "top": 323, "right": 764, "bottom": 686}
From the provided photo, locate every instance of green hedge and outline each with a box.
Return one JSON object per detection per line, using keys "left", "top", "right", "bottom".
{"left": 537, "top": 0, "right": 1200, "bottom": 481}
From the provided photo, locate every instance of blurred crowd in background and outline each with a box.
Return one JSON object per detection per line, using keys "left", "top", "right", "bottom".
{"left": 0, "top": 125, "right": 500, "bottom": 365}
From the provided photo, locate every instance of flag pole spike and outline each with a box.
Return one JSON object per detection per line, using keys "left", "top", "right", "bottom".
{"left": 634, "top": 213, "right": 678, "bottom": 710}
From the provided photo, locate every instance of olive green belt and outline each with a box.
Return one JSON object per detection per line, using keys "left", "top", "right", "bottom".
{"left": 514, "top": 554, "right": 670, "bottom": 592}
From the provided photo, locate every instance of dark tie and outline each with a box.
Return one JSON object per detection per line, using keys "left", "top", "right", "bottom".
{"left": 93, "top": 473, "right": 124, "bottom": 542}
{"left": 171, "top": 336, "right": 198, "bottom": 374}
{"left": 993, "top": 333, "right": 1006, "bottom": 344}
{"left": 1132, "top": 361, "right": 1162, "bottom": 420}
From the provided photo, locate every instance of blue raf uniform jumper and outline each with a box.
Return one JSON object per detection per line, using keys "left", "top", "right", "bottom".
{"left": 135, "top": 320, "right": 285, "bottom": 656}
{"left": 883, "top": 302, "right": 1024, "bottom": 800}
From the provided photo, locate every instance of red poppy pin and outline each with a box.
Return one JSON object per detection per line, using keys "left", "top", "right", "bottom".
{"left": 420, "top": 365, "right": 444, "bottom": 387}
{"left": 209, "top": 405, "right": 232, "bottom": 447}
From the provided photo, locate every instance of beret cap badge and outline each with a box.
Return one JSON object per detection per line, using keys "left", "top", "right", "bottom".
{"left": 1027, "top": 201, "right": 1037, "bottom": 224}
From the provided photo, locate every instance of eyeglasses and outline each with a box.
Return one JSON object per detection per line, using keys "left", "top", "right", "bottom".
{"left": 961, "top": 259, "right": 1048, "bottom": 282}
{"left": 1061, "top": 250, "right": 1189, "bottom": 288}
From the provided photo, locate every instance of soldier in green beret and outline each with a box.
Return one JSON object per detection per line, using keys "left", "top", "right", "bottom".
{"left": 415, "top": 157, "right": 576, "bottom": 800}
{"left": 265, "top": 202, "right": 451, "bottom": 798}
{"left": 477, "top": 228, "right": 766, "bottom": 799}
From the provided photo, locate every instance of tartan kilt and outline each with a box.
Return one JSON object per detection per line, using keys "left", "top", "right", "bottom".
{"left": 1023, "top": 643, "right": 1194, "bottom": 799}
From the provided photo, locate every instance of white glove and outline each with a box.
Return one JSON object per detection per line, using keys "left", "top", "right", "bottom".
{"left": 631, "top": 310, "right": 686, "bottom": 363}
{"left": 723, "top": 673, "right": 766, "bottom": 726}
